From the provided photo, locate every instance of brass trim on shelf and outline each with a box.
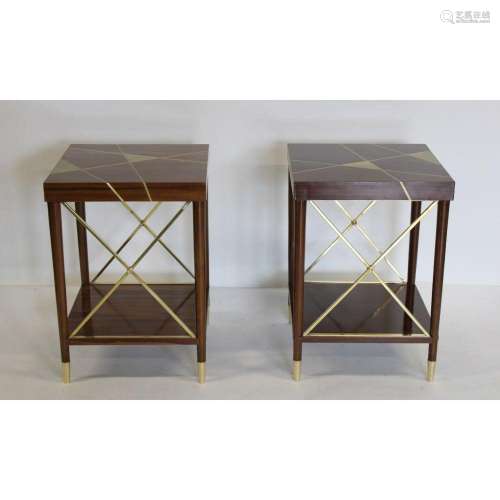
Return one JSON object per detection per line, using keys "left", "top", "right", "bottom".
{"left": 304, "top": 280, "right": 400, "bottom": 284}
{"left": 304, "top": 332, "right": 430, "bottom": 338}
{"left": 70, "top": 335, "right": 196, "bottom": 340}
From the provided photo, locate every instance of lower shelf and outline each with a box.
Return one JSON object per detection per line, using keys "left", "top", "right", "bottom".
{"left": 68, "top": 284, "right": 197, "bottom": 345}
{"left": 301, "top": 282, "right": 431, "bottom": 343}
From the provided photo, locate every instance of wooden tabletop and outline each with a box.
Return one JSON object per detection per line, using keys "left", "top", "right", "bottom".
{"left": 44, "top": 144, "right": 209, "bottom": 202}
{"left": 288, "top": 144, "right": 455, "bottom": 200}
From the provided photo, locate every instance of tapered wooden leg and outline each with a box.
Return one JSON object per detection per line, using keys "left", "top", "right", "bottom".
{"left": 47, "top": 202, "right": 70, "bottom": 383}
{"left": 288, "top": 176, "right": 294, "bottom": 322}
{"left": 75, "top": 201, "right": 90, "bottom": 285}
{"left": 292, "top": 200, "right": 306, "bottom": 381}
{"left": 404, "top": 201, "right": 421, "bottom": 333}
{"left": 205, "top": 198, "right": 210, "bottom": 321}
{"left": 427, "top": 201, "right": 450, "bottom": 381}
{"left": 193, "top": 200, "right": 208, "bottom": 383}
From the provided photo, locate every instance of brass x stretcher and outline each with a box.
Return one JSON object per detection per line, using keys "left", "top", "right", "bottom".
{"left": 303, "top": 199, "right": 438, "bottom": 337}
{"left": 62, "top": 189, "right": 196, "bottom": 339}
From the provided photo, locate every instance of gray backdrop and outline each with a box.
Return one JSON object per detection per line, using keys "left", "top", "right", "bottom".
{"left": 1, "top": 101, "right": 498, "bottom": 286}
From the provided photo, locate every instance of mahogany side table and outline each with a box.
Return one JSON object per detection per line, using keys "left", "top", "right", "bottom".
{"left": 288, "top": 143, "right": 455, "bottom": 381}
{"left": 44, "top": 144, "right": 209, "bottom": 383}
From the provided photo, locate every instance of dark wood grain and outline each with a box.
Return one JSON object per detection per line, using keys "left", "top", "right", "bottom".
{"left": 406, "top": 201, "right": 422, "bottom": 288}
{"left": 68, "top": 284, "right": 196, "bottom": 339}
{"left": 288, "top": 143, "right": 455, "bottom": 201}
{"left": 404, "top": 201, "right": 421, "bottom": 333}
{"left": 47, "top": 202, "right": 70, "bottom": 362}
{"left": 288, "top": 175, "right": 294, "bottom": 314}
{"left": 193, "top": 201, "right": 208, "bottom": 363}
{"left": 75, "top": 201, "right": 90, "bottom": 285}
{"left": 44, "top": 144, "right": 209, "bottom": 202}
{"left": 45, "top": 145, "right": 210, "bottom": 379}
{"left": 428, "top": 200, "right": 450, "bottom": 362}
{"left": 287, "top": 144, "right": 453, "bottom": 376}
{"left": 205, "top": 198, "right": 210, "bottom": 306}
{"left": 70, "top": 336, "right": 196, "bottom": 346}
{"left": 44, "top": 184, "right": 207, "bottom": 202}
{"left": 302, "top": 282, "right": 431, "bottom": 341}
{"left": 302, "top": 335, "right": 429, "bottom": 344}
{"left": 292, "top": 200, "right": 306, "bottom": 361}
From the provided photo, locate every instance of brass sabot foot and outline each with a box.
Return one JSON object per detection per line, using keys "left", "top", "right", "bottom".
{"left": 292, "top": 361, "right": 301, "bottom": 381}
{"left": 62, "top": 362, "right": 70, "bottom": 384}
{"left": 198, "top": 362, "right": 206, "bottom": 384}
{"left": 426, "top": 361, "right": 436, "bottom": 382}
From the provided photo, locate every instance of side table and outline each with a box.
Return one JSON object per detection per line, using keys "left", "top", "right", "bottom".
{"left": 44, "top": 144, "right": 209, "bottom": 383}
{"left": 288, "top": 143, "right": 454, "bottom": 381}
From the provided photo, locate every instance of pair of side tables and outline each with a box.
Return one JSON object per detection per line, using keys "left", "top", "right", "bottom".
{"left": 44, "top": 143, "right": 454, "bottom": 384}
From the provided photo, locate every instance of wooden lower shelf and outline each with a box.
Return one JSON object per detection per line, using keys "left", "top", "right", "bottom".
{"left": 68, "top": 284, "right": 197, "bottom": 345}
{"left": 301, "top": 282, "right": 431, "bottom": 343}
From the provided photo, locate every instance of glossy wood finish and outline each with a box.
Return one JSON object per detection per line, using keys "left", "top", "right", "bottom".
{"left": 428, "top": 200, "right": 450, "bottom": 362}
{"left": 75, "top": 201, "right": 89, "bottom": 285}
{"left": 288, "top": 143, "right": 455, "bottom": 201}
{"left": 288, "top": 176, "right": 294, "bottom": 314}
{"left": 44, "top": 144, "right": 209, "bottom": 202}
{"left": 406, "top": 201, "right": 422, "bottom": 289}
{"left": 47, "top": 202, "right": 70, "bottom": 362}
{"left": 292, "top": 200, "right": 306, "bottom": 362}
{"left": 193, "top": 201, "right": 208, "bottom": 363}
{"left": 404, "top": 201, "right": 421, "bottom": 332}
{"left": 302, "top": 283, "right": 430, "bottom": 341}
{"left": 288, "top": 143, "right": 453, "bottom": 376}
{"left": 68, "top": 284, "right": 196, "bottom": 343}
{"left": 45, "top": 144, "right": 210, "bottom": 378}
{"left": 205, "top": 199, "right": 210, "bottom": 306}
